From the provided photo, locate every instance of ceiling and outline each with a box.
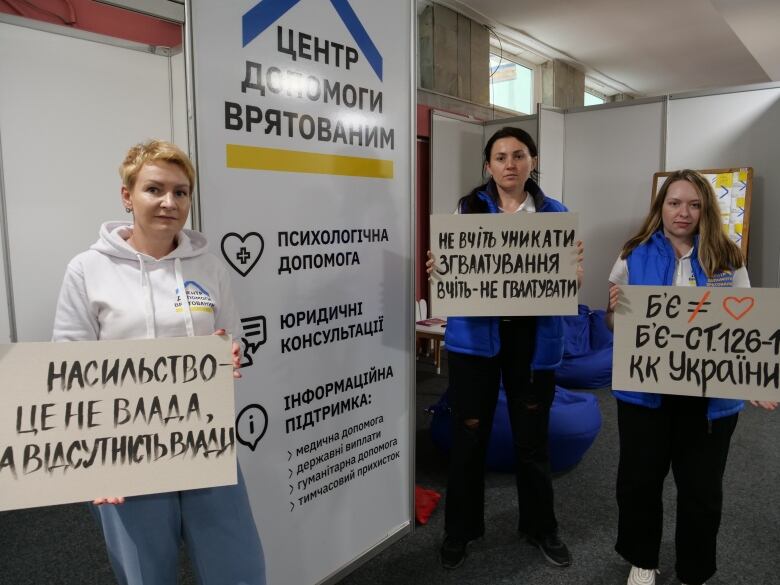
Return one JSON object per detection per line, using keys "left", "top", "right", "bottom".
{"left": 433, "top": 0, "right": 780, "bottom": 97}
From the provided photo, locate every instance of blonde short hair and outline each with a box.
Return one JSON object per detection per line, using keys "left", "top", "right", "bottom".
{"left": 119, "top": 139, "right": 195, "bottom": 190}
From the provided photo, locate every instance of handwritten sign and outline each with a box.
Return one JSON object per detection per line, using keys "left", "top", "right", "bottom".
{"left": 613, "top": 286, "right": 780, "bottom": 401}
{"left": 429, "top": 213, "right": 579, "bottom": 317}
{"left": 0, "top": 336, "right": 237, "bottom": 511}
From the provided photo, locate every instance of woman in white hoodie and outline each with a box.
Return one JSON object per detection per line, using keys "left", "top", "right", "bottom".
{"left": 53, "top": 140, "right": 266, "bottom": 585}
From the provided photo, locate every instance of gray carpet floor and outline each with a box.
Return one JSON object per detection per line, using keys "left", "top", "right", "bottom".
{"left": 340, "top": 355, "right": 780, "bottom": 585}
{"left": 1, "top": 352, "right": 778, "bottom": 585}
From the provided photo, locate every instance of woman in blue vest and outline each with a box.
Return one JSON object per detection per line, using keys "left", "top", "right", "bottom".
{"left": 428, "top": 126, "right": 582, "bottom": 570}
{"left": 606, "top": 169, "right": 776, "bottom": 585}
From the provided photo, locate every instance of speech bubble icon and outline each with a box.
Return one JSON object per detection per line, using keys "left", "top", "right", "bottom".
{"left": 236, "top": 404, "right": 268, "bottom": 451}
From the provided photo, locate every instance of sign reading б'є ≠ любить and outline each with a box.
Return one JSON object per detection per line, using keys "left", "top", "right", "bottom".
{"left": 612, "top": 286, "right": 780, "bottom": 401}
{"left": 429, "top": 213, "right": 579, "bottom": 317}
{"left": 0, "top": 336, "right": 237, "bottom": 511}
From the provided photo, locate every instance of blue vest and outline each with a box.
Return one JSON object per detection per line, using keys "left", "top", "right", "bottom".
{"left": 613, "top": 231, "right": 743, "bottom": 420}
{"left": 443, "top": 185, "right": 567, "bottom": 370}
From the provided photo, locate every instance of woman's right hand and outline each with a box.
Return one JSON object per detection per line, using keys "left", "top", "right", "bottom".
{"left": 93, "top": 496, "right": 125, "bottom": 505}
{"left": 605, "top": 283, "right": 620, "bottom": 332}
{"left": 607, "top": 283, "right": 620, "bottom": 313}
{"left": 426, "top": 250, "right": 436, "bottom": 276}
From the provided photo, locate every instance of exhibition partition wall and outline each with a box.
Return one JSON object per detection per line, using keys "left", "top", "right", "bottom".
{"left": 537, "top": 106, "right": 564, "bottom": 202}
{"left": 0, "top": 15, "right": 185, "bottom": 343}
{"left": 0, "top": 173, "right": 9, "bottom": 344}
{"left": 667, "top": 84, "right": 780, "bottom": 288}
{"left": 560, "top": 98, "right": 666, "bottom": 309}
{"left": 188, "top": 1, "right": 415, "bottom": 584}
{"left": 430, "top": 111, "right": 484, "bottom": 214}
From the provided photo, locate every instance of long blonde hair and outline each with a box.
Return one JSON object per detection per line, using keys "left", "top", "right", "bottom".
{"left": 621, "top": 169, "right": 744, "bottom": 277}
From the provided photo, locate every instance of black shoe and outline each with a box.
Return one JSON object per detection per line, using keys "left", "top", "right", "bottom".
{"left": 527, "top": 532, "right": 571, "bottom": 567}
{"left": 439, "top": 536, "right": 467, "bottom": 569}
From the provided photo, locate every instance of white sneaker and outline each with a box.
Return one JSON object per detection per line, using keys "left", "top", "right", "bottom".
{"left": 627, "top": 566, "right": 659, "bottom": 585}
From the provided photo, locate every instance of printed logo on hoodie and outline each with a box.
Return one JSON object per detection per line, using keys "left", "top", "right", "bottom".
{"left": 175, "top": 281, "right": 215, "bottom": 313}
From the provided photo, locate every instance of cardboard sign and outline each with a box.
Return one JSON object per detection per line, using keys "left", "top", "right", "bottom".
{"left": 612, "top": 286, "right": 780, "bottom": 401}
{"left": 0, "top": 336, "right": 237, "bottom": 511}
{"left": 429, "top": 212, "right": 579, "bottom": 317}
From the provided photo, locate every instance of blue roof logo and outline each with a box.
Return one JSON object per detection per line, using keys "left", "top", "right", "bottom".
{"left": 176, "top": 280, "right": 210, "bottom": 296}
{"left": 242, "top": 0, "right": 383, "bottom": 81}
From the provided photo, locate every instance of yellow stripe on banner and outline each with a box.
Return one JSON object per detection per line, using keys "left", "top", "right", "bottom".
{"left": 226, "top": 144, "right": 394, "bottom": 179}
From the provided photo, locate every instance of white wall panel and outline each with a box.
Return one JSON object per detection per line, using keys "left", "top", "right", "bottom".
{"left": 0, "top": 21, "right": 173, "bottom": 341}
{"left": 484, "top": 115, "right": 538, "bottom": 144}
{"left": 563, "top": 101, "right": 665, "bottom": 309}
{"left": 171, "top": 50, "right": 189, "bottom": 155}
{"left": 0, "top": 185, "right": 10, "bottom": 343}
{"left": 539, "top": 108, "right": 564, "bottom": 200}
{"left": 667, "top": 88, "right": 780, "bottom": 287}
{"left": 430, "top": 112, "right": 484, "bottom": 214}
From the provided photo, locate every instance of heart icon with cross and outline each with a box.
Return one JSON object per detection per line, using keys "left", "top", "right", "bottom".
{"left": 221, "top": 232, "right": 264, "bottom": 277}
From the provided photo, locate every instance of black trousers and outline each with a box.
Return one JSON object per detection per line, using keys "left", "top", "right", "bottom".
{"left": 615, "top": 397, "right": 738, "bottom": 585}
{"left": 444, "top": 318, "right": 557, "bottom": 541}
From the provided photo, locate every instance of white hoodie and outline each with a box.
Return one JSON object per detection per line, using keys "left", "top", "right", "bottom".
{"left": 53, "top": 221, "right": 241, "bottom": 342}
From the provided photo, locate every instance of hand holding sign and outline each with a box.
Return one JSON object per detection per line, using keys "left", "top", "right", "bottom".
{"left": 214, "top": 328, "right": 242, "bottom": 379}
{"left": 575, "top": 240, "right": 584, "bottom": 288}
{"left": 425, "top": 250, "right": 436, "bottom": 278}
{"left": 93, "top": 496, "right": 125, "bottom": 506}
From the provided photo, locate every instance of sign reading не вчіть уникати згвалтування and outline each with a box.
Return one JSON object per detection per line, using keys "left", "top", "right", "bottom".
{"left": 429, "top": 212, "right": 579, "bottom": 317}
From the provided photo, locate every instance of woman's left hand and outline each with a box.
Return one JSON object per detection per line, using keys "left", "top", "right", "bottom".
{"left": 214, "top": 328, "right": 242, "bottom": 379}
{"left": 750, "top": 400, "right": 777, "bottom": 411}
{"left": 575, "top": 240, "right": 584, "bottom": 289}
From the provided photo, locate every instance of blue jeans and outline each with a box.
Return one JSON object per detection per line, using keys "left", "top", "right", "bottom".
{"left": 93, "top": 466, "right": 265, "bottom": 585}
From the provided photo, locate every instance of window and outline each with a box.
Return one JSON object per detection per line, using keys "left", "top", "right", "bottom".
{"left": 489, "top": 53, "right": 533, "bottom": 115}
{"left": 584, "top": 91, "right": 606, "bottom": 106}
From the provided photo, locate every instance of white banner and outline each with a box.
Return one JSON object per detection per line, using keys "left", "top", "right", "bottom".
{"left": 189, "top": 1, "right": 413, "bottom": 584}
{"left": 0, "top": 336, "right": 236, "bottom": 511}
{"left": 613, "top": 286, "right": 780, "bottom": 401}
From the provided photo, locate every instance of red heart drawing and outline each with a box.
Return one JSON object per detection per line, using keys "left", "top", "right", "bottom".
{"left": 722, "top": 296, "right": 755, "bottom": 320}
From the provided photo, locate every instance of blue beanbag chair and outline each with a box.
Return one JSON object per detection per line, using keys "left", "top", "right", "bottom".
{"left": 555, "top": 304, "right": 614, "bottom": 389}
{"left": 429, "top": 386, "right": 601, "bottom": 473}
